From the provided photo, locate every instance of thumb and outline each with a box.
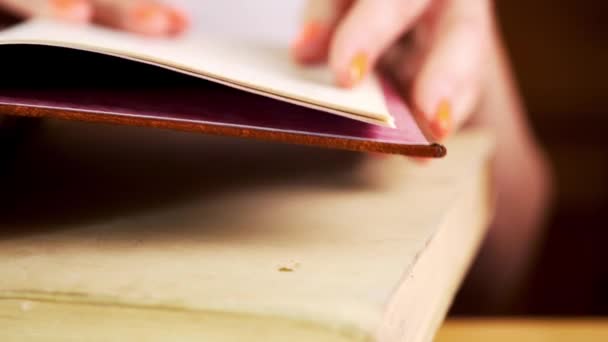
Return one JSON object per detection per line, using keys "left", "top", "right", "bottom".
{"left": 291, "top": 0, "right": 352, "bottom": 64}
{"left": 0, "top": 0, "right": 93, "bottom": 23}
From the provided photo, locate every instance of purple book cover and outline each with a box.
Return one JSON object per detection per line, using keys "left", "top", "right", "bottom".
{"left": 0, "top": 44, "right": 445, "bottom": 157}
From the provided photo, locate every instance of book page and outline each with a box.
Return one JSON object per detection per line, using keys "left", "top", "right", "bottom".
{"left": 0, "top": 20, "right": 394, "bottom": 127}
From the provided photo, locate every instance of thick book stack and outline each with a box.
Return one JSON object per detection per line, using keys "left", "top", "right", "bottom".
{"left": 0, "top": 118, "right": 492, "bottom": 341}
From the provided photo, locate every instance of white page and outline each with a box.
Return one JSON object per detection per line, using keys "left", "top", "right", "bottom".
{"left": 174, "top": 0, "right": 302, "bottom": 45}
{"left": 0, "top": 20, "right": 393, "bottom": 126}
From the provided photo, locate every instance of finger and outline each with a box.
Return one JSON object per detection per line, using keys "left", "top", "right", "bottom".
{"left": 410, "top": 0, "right": 491, "bottom": 140}
{"left": 329, "top": 0, "right": 431, "bottom": 87}
{"left": 90, "top": 0, "right": 188, "bottom": 36}
{"left": 291, "top": 0, "right": 352, "bottom": 64}
{"left": 379, "top": 31, "right": 427, "bottom": 87}
{"left": 0, "top": 0, "right": 93, "bottom": 22}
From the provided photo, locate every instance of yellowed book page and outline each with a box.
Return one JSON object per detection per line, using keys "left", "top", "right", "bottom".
{"left": 0, "top": 19, "right": 393, "bottom": 126}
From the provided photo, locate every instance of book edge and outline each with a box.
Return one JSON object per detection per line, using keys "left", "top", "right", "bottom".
{"left": 0, "top": 295, "right": 372, "bottom": 342}
{"left": 376, "top": 137, "right": 494, "bottom": 341}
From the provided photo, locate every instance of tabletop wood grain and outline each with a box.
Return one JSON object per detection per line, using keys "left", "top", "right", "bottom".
{"left": 437, "top": 319, "right": 608, "bottom": 342}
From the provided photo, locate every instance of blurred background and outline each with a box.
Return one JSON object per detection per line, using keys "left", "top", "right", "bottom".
{"left": 453, "top": 0, "right": 608, "bottom": 316}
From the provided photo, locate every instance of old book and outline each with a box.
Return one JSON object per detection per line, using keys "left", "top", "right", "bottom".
{"left": 0, "top": 120, "right": 492, "bottom": 341}
{"left": 0, "top": 19, "right": 444, "bottom": 157}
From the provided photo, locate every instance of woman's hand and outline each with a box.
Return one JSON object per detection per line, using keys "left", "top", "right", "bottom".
{"left": 293, "top": 0, "right": 553, "bottom": 308}
{"left": 0, "top": 0, "right": 188, "bottom": 36}
{"left": 292, "top": 0, "right": 492, "bottom": 141}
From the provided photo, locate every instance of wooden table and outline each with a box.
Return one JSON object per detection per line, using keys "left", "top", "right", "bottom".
{"left": 437, "top": 319, "right": 608, "bottom": 342}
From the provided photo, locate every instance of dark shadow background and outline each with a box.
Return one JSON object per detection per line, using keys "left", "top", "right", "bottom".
{"left": 452, "top": 1, "right": 608, "bottom": 315}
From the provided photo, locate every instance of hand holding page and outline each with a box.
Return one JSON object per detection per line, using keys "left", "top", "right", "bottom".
{"left": 0, "top": 20, "right": 445, "bottom": 157}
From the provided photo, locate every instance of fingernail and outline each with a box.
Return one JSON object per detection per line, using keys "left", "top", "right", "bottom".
{"left": 430, "top": 99, "right": 452, "bottom": 140}
{"left": 168, "top": 8, "right": 189, "bottom": 35}
{"left": 341, "top": 52, "right": 368, "bottom": 87}
{"left": 51, "top": 0, "right": 92, "bottom": 23}
{"left": 292, "top": 21, "right": 324, "bottom": 59}
{"left": 128, "top": 3, "right": 172, "bottom": 35}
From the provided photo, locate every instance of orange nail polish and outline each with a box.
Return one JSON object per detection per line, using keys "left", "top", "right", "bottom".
{"left": 431, "top": 99, "right": 452, "bottom": 139}
{"left": 292, "top": 21, "right": 328, "bottom": 63}
{"left": 51, "top": 0, "right": 91, "bottom": 22}
{"left": 132, "top": 3, "right": 161, "bottom": 22}
{"left": 129, "top": 3, "right": 172, "bottom": 35}
{"left": 293, "top": 21, "right": 324, "bottom": 51}
{"left": 168, "top": 8, "right": 189, "bottom": 35}
{"left": 347, "top": 52, "right": 367, "bottom": 87}
{"left": 52, "top": 0, "right": 74, "bottom": 10}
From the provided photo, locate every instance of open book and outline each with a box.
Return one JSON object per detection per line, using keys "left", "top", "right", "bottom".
{"left": 0, "top": 19, "right": 444, "bottom": 157}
